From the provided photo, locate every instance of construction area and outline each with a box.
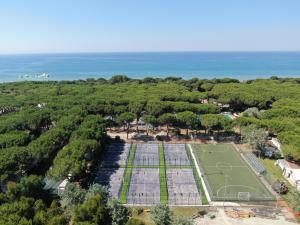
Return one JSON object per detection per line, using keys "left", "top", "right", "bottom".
{"left": 193, "top": 206, "right": 298, "bottom": 225}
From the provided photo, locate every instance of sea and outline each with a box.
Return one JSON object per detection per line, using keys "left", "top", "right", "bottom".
{"left": 0, "top": 52, "right": 300, "bottom": 83}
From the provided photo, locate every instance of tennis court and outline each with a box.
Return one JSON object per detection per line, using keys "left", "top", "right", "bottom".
{"left": 164, "top": 143, "right": 190, "bottom": 166}
{"left": 94, "top": 167, "right": 125, "bottom": 198}
{"left": 167, "top": 168, "right": 201, "bottom": 205}
{"left": 191, "top": 143, "right": 274, "bottom": 201}
{"left": 134, "top": 143, "right": 159, "bottom": 166}
{"left": 100, "top": 143, "right": 131, "bottom": 167}
{"left": 127, "top": 168, "right": 160, "bottom": 205}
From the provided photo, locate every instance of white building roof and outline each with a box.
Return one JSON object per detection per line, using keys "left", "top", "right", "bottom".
{"left": 291, "top": 169, "right": 300, "bottom": 182}
{"left": 58, "top": 179, "right": 68, "bottom": 190}
{"left": 271, "top": 138, "right": 281, "bottom": 150}
{"left": 276, "top": 159, "right": 289, "bottom": 170}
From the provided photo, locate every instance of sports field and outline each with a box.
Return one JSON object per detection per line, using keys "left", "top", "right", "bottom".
{"left": 97, "top": 143, "right": 205, "bottom": 205}
{"left": 192, "top": 143, "right": 274, "bottom": 201}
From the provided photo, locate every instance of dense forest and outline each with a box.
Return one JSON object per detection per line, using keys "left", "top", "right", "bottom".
{"left": 1, "top": 75, "right": 300, "bottom": 224}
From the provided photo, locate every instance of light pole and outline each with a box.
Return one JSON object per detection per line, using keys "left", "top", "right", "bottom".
{"left": 223, "top": 174, "right": 228, "bottom": 208}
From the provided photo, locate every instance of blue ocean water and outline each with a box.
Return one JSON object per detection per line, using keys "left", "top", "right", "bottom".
{"left": 0, "top": 52, "right": 300, "bottom": 82}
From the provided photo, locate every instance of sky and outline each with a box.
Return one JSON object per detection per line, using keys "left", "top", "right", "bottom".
{"left": 0, "top": 0, "right": 300, "bottom": 53}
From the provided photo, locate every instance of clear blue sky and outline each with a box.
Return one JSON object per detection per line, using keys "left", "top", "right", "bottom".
{"left": 1, "top": 0, "right": 300, "bottom": 53}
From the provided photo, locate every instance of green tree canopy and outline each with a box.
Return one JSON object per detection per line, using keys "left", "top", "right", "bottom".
{"left": 48, "top": 139, "right": 100, "bottom": 180}
{"left": 150, "top": 204, "right": 172, "bottom": 225}
{"left": 142, "top": 115, "right": 158, "bottom": 135}
{"left": 158, "top": 113, "right": 176, "bottom": 136}
{"left": 72, "top": 195, "right": 110, "bottom": 225}
{"left": 116, "top": 112, "right": 135, "bottom": 139}
{"left": 242, "top": 125, "right": 268, "bottom": 151}
{"left": 7, "top": 175, "right": 50, "bottom": 202}
{"left": 176, "top": 111, "right": 198, "bottom": 135}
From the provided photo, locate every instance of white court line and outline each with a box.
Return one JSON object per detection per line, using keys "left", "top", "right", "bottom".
{"left": 204, "top": 165, "right": 246, "bottom": 168}
{"left": 187, "top": 144, "right": 211, "bottom": 203}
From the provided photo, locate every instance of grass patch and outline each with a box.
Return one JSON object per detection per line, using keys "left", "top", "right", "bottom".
{"left": 120, "top": 143, "right": 136, "bottom": 204}
{"left": 171, "top": 206, "right": 201, "bottom": 217}
{"left": 185, "top": 144, "right": 208, "bottom": 204}
{"left": 192, "top": 144, "right": 274, "bottom": 201}
{"left": 159, "top": 143, "right": 168, "bottom": 204}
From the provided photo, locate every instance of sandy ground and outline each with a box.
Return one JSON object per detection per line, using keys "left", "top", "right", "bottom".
{"left": 107, "top": 130, "right": 131, "bottom": 140}
{"left": 107, "top": 127, "right": 211, "bottom": 143}
{"left": 194, "top": 208, "right": 298, "bottom": 225}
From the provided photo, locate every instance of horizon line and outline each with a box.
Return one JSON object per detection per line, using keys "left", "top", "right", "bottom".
{"left": 1, "top": 50, "right": 300, "bottom": 56}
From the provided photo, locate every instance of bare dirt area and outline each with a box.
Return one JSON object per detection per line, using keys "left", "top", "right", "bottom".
{"left": 194, "top": 207, "right": 298, "bottom": 225}
{"left": 107, "top": 126, "right": 214, "bottom": 143}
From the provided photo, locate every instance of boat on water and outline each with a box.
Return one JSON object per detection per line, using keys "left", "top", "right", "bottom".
{"left": 36, "top": 73, "right": 49, "bottom": 79}
{"left": 18, "top": 73, "right": 50, "bottom": 79}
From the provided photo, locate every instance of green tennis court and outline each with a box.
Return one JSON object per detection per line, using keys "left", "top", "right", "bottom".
{"left": 192, "top": 143, "right": 274, "bottom": 201}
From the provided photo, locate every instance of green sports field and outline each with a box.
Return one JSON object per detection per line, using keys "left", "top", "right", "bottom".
{"left": 192, "top": 143, "right": 275, "bottom": 201}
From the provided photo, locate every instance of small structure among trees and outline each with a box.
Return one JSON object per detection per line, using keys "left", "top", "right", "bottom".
{"left": 275, "top": 159, "right": 300, "bottom": 192}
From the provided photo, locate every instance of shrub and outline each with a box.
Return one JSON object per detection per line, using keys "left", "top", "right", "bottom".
{"left": 126, "top": 218, "right": 145, "bottom": 225}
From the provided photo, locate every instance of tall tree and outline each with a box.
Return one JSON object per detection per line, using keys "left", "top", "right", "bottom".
{"left": 218, "top": 115, "right": 233, "bottom": 132}
{"left": 200, "top": 114, "right": 219, "bottom": 134}
{"left": 72, "top": 195, "right": 110, "bottom": 225}
{"left": 150, "top": 204, "right": 172, "bottom": 225}
{"left": 146, "top": 101, "right": 167, "bottom": 117}
{"left": 158, "top": 114, "right": 176, "bottom": 137}
{"left": 176, "top": 111, "right": 197, "bottom": 135}
{"left": 108, "top": 199, "right": 129, "bottom": 225}
{"left": 59, "top": 183, "right": 86, "bottom": 210}
{"left": 48, "top": 139, "right": 100, "bottom": 180}
{"left": 242, "top": 125, "right": 267, "bottom": 152}
{"left": 7, "top": 175, "right": 50, "bottom": 202}
{"left": 129, "top": 101, "right": 145, "bottom": 132}
{"left": 85, "top": 184, "right": 109, "bottom": 203}
{"left": 116, "top": 112, "right": 135, "bottom": 139}
{"left": 142, "top": 115, "right": 158, "bottom": 135}
{"left": 0, "top": 146, "right": 32, "bottom": 183}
